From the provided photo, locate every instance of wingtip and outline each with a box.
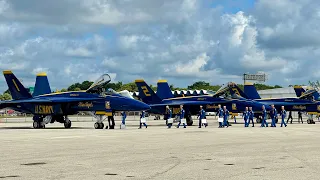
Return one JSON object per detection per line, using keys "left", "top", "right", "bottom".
{"left": 36, "top": 72, "right": 47, "bottom": 76}
{"left": 157, "top": 79, "right": 167, "bottom": 83}
{"left": 3, "top": 70, "right": 12, "bottom": 75}
{"left": 135, "top": 79, "right": 145, "bottom": 83}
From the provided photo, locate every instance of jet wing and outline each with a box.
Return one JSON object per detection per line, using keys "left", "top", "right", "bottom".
{"left": 149, "top": 100, "right": 230, "bottom": 107}
{"left": 261, "top": 101, "right": 315, "bottom": 106}
{"left": 0, "top": 97, "right": 104, "bottom": 104}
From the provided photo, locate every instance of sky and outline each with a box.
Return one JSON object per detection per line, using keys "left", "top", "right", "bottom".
{"left": 0, "top": 0, "right": 319, "bottom": 92}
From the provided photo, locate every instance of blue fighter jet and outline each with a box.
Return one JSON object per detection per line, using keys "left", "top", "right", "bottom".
{"left": 0, "top": 70, "right": 150, "bottom": 129}
{"left": 135, "top": 79, "right": 272, "bottom": 126}
{"left": 230, "top": 82, "right": 317, "bottom": 123}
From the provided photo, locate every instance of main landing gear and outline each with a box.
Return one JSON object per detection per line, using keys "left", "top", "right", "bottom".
{"left": 64, "top": 116, "right": 72, "bottom": 128}
{"left": 93, "top": 114, "right": 106, "bottom": 129}
{"left": 94, "top": 122, "right": 104, "bottom": 129}
{"left": 88, "top": 112, "right": 107, "bottom": 129}
{"left": 33, "top": 121, "right": 45, "bottom": 129}
{"left": 32, "top": 115, "right": 72, "bottom": 129}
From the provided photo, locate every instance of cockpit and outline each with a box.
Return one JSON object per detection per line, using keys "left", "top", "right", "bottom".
{"left": 212, "top": 82, "right": 242, "bottom": 99}
{"left": 86, "top": 74, "right": 111, "bottom": 95}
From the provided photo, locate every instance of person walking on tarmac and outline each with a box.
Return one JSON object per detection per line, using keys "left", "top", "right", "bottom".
{"left": 120, "top": 111, "right": 126, "bottom": 129}
{"left": 270, "top": 105, "right": 277, "bottom": 127}
{"left": 107, "top": 112, "right": 115, "bottom": 129}
{"left": 280, "top": 106, "right": 287, "bottom": 127}
{"left": 243, "top": 107, "right": 249, "bottom": 127}
{"left": 261, "top": 105, "right": 268, "bottom": 127}
{"left": 298, "top": 111, "right": 303, "bottom": 123}
{"left": 223, "top": 106, "right": 229, "bottom": 128}
{"left": 176, "top": 105, "right": 186, "bottom": 128}
{"left": 198, "top": 105, "right": 207, "bottom": 128}
{"left": 216, "top": 104, "right": 224, "bottom": 128}
{"left": 287, "top": 111, "right": 293, "bottom": 124}
{"left": 165, "top": 106, "right": 173, "bottom": 128}
{"left": 248, "top": 107, "right": 255, "bottom": 127}
{"left": 139, "top": 111, "right": 148, "bottom": 129}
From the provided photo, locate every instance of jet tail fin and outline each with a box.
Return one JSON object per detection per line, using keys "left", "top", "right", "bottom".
{"left": 228, "top": 83, "right": 249, "bottom": 99}
{"left": 3, "top": 70, "right": 32, "bottom": 100}
{"left": 293, "top": 85, "right": 305, "bottom": 97}
{"left": 33, "top": 72, "right": 52, "bottom": 96}
{"left": 156, "top": 80, "right": 174, "bottom": 99}
{"left": 244, "top": 83, "right": 261, "bottom": 99}
{"left": 135, "top": 79, "right": 162, "bottom": 104}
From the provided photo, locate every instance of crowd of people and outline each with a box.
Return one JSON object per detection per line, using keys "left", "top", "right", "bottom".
{"left": 105, "top": 104, "right": 306, "bottom": 129}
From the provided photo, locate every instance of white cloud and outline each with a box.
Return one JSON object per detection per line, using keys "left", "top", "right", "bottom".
{"left": 65, "top": 47, "right": 93, "bottom": 57}
{"left": 0, "top": 0, "right": 319, "bottom": 91}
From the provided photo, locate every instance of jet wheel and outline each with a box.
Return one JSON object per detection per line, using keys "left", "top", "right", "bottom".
{"left": 94, "top": 122, "right": 100, "bottom": 129}
{"left": 256, "top": 118, "right": 262, "bottom": 123}
{"left": 64, "top": 121, "right": 71, "bottom": 128}
{"left": 33, "top": 121, "right": 39, "bottom": 129}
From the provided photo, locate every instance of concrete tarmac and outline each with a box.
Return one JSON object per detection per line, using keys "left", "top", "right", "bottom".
{"left": 0, "top": 117, "right": 319, "bottom": 180}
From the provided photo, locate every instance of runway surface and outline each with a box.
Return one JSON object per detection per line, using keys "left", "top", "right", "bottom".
{"left": 0, "top": 117, "right": 319, "bottom": 180}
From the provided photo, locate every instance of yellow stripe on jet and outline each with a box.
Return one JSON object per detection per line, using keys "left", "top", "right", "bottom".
{"left": 135, "top": 79, "right": 145, "bottom": 83}
{"left": 12, "top": 79, "right": 20, "bottom": 91}
{"left": 37, "top": 72, "right": 47, "bottom": 76}
{"left": 3, "top": 70, "right": 12, "bottom": 75}
{"left": 157, "top": 79, "right": 167, "bottom": 83}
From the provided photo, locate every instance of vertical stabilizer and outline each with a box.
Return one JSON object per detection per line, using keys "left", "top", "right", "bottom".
{"left": 156, "top": 80, "right": 174, "bottom": 99}
{"left": 33, "top": 72, "right": 52, "bottom": 96}
{"left": 244, "top": 83, "right": 261, "bottom": 99}
{"left": 3, "top": 70, "right": 32, "bottom": 100}
{"left": 135, "top": 79, "right": 162, "bottom": 104}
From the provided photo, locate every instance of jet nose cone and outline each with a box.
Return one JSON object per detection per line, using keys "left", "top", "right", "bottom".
{"left": 138, "top": 101, "right": 151, "bottom": 111}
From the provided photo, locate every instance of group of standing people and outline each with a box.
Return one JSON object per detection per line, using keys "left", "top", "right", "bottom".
{"left": 113, "top": 104, "right": 303, "bottom": 129}
{"left": 242, "top": 105, "right": 288, "bottom": 128}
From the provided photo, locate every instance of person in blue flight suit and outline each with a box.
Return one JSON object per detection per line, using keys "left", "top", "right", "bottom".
{"left": 121, "top": 111, "right": 126, "bottom": 125}
{"left": 280, "top": 106, "right": 287, "bottom": 127}
{"left": 177, "top": 105, "right": 186, "bottom": 128}
{"left": 165, "top": 106, "right": 173, "bottom": 128}
{"left": 216, "top": 104, "right": 224, "bottom": 128}
{"left": 198, "top": 105, "right": 207, "bottom": 128}
{"left": 248, "top": 107, "right": 255, "bottom": 127}
{"left": 139, "top": 111, "right": 148, "bottom": 129}
{"left": 261, "top": 105, "right": 268, "bottom": 127}
{"left": 243, "top": 107, "right": 249, "bottom": 127}
{"left": 223, "top": 106, "right": 229, "bottom": 128}
{"left": 270, "top": 105, "right": 277, "bottom": 127}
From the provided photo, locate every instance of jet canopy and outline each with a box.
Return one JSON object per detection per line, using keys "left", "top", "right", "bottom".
{"left": 86, "top": 74, "right": 111, "bottom": 94}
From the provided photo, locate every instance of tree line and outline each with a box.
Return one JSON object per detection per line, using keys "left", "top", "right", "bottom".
{"left": 62, "top": 80, "right": 283, "bottom": 93}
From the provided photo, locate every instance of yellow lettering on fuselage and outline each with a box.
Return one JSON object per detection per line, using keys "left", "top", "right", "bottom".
{"left": 197, "top": 98, "right": 206, "bottom": 101}
{"left": 206, "top": 105, "right": 219, "bottom": 109}
{"left": 293, "top": 105, "right": 306, "bottom": 110}
{"left": 35, "top": 105, "right": 54, "bottom": 114}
